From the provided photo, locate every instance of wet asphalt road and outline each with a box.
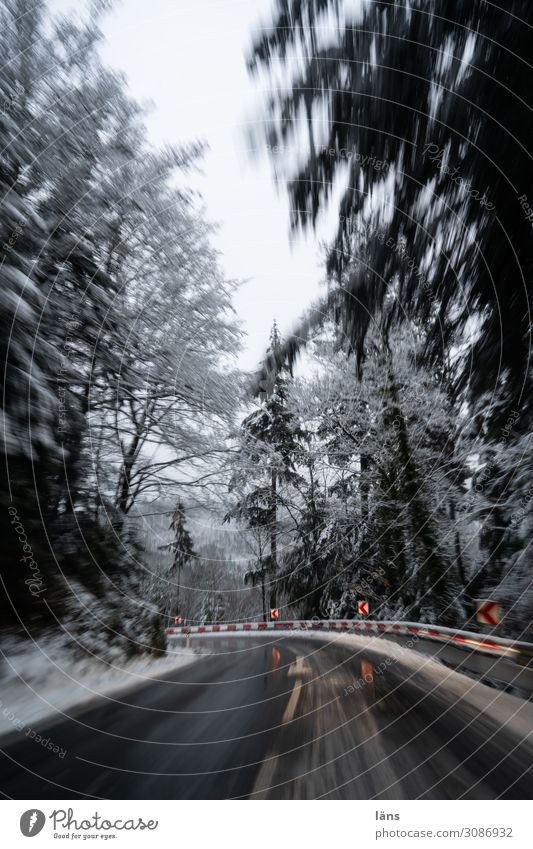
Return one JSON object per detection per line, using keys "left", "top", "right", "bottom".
{"left": 1, "top": 635, "right": 532, "bottom": 799}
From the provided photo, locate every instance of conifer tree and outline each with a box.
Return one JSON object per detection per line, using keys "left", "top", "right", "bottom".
{"left": 227, "top": 322, "right": 305, "bottom": 612}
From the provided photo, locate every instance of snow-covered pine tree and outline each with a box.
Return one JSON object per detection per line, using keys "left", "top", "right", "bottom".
{"left": 163, "top": 501, "right": 196, "bottom": 619}
{"left": 227, "top": 322, "right": 305, "bottom": 612}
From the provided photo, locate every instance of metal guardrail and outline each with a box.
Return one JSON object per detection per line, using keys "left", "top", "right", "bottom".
{"left": 165, "top": 619, "right": 533, "bottom": 696}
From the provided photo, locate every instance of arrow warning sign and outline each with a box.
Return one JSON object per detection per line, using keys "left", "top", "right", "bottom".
{"left": 476, "top": 600, "right": 502, "bottom": 626}
{"left": 270, "top": 608, "right": 280, "bottom": 620}
{"left": 357, "top": 600, "right": 369, "bottom": 616}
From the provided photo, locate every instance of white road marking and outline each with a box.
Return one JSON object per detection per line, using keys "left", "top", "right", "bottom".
{"left": 281, "top": 680, "right": 302, "bottom": 724}
{"left": 287, "top": 655, "right": 312, "bottom": 677}
{"left": 251, "top": 657, "right": 306, "bottom": 797}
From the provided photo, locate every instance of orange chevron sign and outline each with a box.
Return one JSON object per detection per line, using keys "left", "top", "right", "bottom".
{"left": 476, "top": 600, "right": 502, "bottom": 626}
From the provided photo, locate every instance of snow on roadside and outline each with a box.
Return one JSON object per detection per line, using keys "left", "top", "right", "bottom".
{"left": 0, "top": 635, "right": 207, "bottom": 742}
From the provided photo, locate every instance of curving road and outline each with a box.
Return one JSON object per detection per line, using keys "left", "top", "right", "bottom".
{"left": 1, "top": 635, "right": 532, "bottom": 799}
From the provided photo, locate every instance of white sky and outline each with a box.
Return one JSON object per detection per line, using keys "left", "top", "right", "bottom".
{"left": 79, "top": 0, "right": 338, "bottom": 371}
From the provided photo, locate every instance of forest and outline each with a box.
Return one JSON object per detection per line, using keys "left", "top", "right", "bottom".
{"left": 1, "top": 0, "right": 531, "bottom": 665}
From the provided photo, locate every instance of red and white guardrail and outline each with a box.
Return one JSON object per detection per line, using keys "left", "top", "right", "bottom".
{"left": 165, "top": 619, "right": 533, "bottom": 660}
